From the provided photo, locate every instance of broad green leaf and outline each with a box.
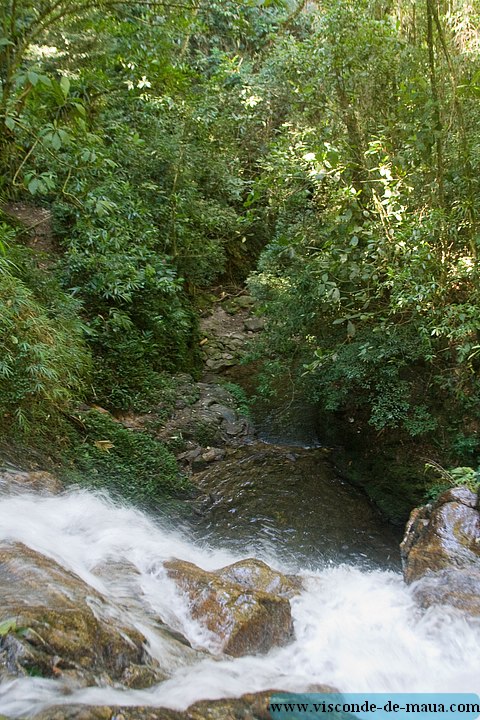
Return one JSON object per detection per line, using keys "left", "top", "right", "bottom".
{"left": 28, "top": 178, "right": 40, "bottom": 194}
{"left": 72, "top": 102, "right": 86, "bottom": 117}
{"left": 27, "top": 70, "right": 39, "bottom": 86}
{"left": 51, "top": 132, "right": 62, "bottom": 150}
{"left": 60, "top": 76, "right": 70, "bottom": 97}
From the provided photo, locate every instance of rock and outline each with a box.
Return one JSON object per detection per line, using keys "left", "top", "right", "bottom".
{"left": 401, "top": 491, "right": 480, "bottom": 583}
{"left": 190, "top": 447, "right": 227, "bottom": 471}
{"left": 0, "top": 469, "right": 63, "bottom": 495}
{"left": 244, "top": 317, "right": 265, "bottom": 332}
{"left": 31, "top": 689, "right": 338, "bottom": 720}
{"left": 215, "top": 558, "right": 302, "bottom": 599}
{"left": 201, "top": 447, "right": 225, "bottom": 463}
{"left": 32, "top": 708, "right": 124, "bottom": 720}
{"left": 223, "top": 419, "right": 249, "bottom": 436}
{"left": 164, "top": 558, "right": 294, "bottom": 657}
{"left": 156, "top": 381, "right": 254, "bottom": 451}
{"left": 201, "top": 447, "right": 218, "bottom": 463}
{"left": 224, "top": 301, "right": 239, "bottom": 314}
{"left": 206, "top": 358, "right": 235, "bottom": 371}
{"left": 432, "top": 486, "right": 478, "bottom": 509}
{"left": 209, "top": 404, "right": 237, "bottom": 424}
{"left": 234, "top": 295, "right": 255, "bottom": 309}
{"left": 0, "top": 542, "right": 164, "bottom": 687}
{"left": 178, "top": 446, "right": 203, "bottom": 463}
{"left": 401, "top": 488, "right": 480, "bottom": 615}
{"left": 412, "top": 568, "right": 480, "bottom": 616}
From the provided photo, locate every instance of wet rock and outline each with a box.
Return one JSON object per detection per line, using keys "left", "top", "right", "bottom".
{"left": 401, "top": 488, "right": 480, "bottom": 615}
{"left": 0, "top": 469, "right": 63, "bottom": 495}
{"left": 32, "top": 709, "right": 118, "bottom": 720}
{"left": 244, "top": 317, "right": 265, "bottom": 332}
{"left": 401, "top": 491, "right": 480, "bottom": 583}
{"left": 31, "top": 689, "right": 338, "bottom": 720}
{"left": 216, "top": 558, "right": 302, "bottom": 599}
{"left": 0, "top": 542, "right": 163, "bottom": 687}
{"left": 412, "top": 568, "right": 480, "bottom": 616}
{"left": 164, "top": 558, "right": 294, "bottom": 657}
{"left": 432, "top": 486, "right": 478, "bottom": 509}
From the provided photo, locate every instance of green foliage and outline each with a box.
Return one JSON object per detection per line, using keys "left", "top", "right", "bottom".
{"left": 93, "top": 366, "right": 181, "bottom": 416}
{"left": 247, "top": 0, "right": 480, "bottom": 460}
{"left": 220, "top": 381, "right": 251, "bottom": 419}
{"left": 0, "top": 229, "right": 90, "bottom": 433}
{"left": 0, "top": 618, "right": 19, "bottom": 637}
{"left": 57, "top": 190, "right": 197, "bottom": 392}
{"left": 65, "top": 411, "right": 190, "bottom": 505}
{"left": 424, "top": 461, "right": 480, "bottom": 502}
{"left": 3, "top": 0, "right": 480, "bottom": 491}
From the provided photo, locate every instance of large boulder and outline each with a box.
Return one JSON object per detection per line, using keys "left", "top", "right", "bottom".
{"left": 164, "top": 558, "right": 296, "bottom": 657}
{"left": 0, "top": 542, "right": 163, "bottom": 688}
{"left": 401, "top": 487, "right": 480, "bottom": 615}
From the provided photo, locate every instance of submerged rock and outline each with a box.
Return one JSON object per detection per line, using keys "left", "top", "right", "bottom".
{"left": 164, "top": 558, "right": 295, "bottom": 657}
{"left": 31, "top": 688, "right": 337, "bottom": 720}
{"left": 0, "top": 542, "right": 163, "bottom": 687}
{"left": 401, "top": 487, "right": 480, "bottom": 615}
{"left": 412, "top": 567, "right": 480, "bottom": 616}
{"left": 0, "top": 468, "right": 63, "bottom": 495}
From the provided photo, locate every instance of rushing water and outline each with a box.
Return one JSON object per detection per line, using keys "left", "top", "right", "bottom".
{"left": 0, "top": 486, "right": 479, "bottom": 717}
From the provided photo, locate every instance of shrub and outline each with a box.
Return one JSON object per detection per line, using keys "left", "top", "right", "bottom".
{"left": 65, "top": 411, "right": 190, "bottom": 505}
{"left": 0, "top": 234, "right": 90, "bottom": 434}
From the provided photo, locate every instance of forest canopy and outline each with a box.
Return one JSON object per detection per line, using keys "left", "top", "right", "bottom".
{"left": 1, "top": 0, "right": 480, "bottom": 478}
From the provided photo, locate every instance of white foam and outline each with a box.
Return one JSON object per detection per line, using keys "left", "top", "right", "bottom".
{"left": 0, "top": 489, "right": 478, "bottom": 717}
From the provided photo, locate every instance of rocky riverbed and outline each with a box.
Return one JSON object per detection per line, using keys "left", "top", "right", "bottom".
{"left": 0, "top": 466, "right": 479, "bottom": 719}
{"left": 1, "top": 294, "right": 479, "bottom": 718}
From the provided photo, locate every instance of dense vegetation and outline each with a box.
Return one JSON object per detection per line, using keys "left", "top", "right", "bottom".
{"left": 1, "top": 0, "right": 479, "bottom": 507}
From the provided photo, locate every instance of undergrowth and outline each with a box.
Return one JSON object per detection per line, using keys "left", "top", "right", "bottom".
{"left": 62, "top": 410, "right": 191, "bottom": 506}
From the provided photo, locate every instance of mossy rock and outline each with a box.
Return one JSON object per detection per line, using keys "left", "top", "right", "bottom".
{"left": 0, "top": 542, "right": 164, "bottom": 688}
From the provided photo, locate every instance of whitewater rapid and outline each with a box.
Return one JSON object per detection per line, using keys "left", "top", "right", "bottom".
{"left": 0, "top": 488, "right": 479, "bottom": 717}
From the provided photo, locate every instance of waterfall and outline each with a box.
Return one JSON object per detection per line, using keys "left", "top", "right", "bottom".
{"left": 0, "top": 488, "right": 479, "bottom": 717}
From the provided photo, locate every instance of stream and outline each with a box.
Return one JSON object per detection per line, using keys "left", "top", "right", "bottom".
{"left": 189, "top": 443, "right": 402, "bottom": 569}
{"left": 1, "top": 381, "right": 480, "bottom": 717}
{"left": 0, "top": 453, "right": 480, "bottom": 716}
